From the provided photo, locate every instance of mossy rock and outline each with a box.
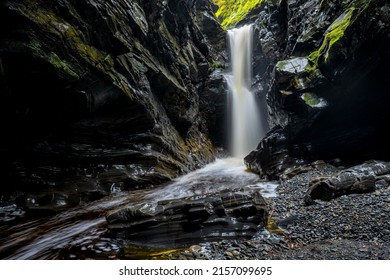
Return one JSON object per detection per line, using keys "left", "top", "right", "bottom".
{"left": 213, "top": 0, "right": 267, "bottom": 29}
{"left": 301, "top": 92, "right": 327, "bottom": 108}
{"left": 275, "top": 57, "right": 311, "bottom": 90}
{"left": 276, "top": 57, "right": 309, "bottom": 74}
{"left": 308, "top": 0, "right": 374, "bottom": 68}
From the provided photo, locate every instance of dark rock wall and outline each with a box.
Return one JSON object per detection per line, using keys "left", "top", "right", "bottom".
{"left": 245, "top": 0, "right": 390, "bottom": 178}
{"left": 0, "top": 0, "right": 226, "bottom": 203}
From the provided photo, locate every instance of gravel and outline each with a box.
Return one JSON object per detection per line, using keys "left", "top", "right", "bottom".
{"left": 172, "top": 163, "right": 390, "bottom": 260}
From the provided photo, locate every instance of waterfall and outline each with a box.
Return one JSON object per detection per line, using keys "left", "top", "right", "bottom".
{"left": 226, "top": 25, "right": 264, "bottom": 158}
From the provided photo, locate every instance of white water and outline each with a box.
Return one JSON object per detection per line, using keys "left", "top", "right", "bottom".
{"left": 148, "top": 157, "right": 278, "bottom": 201}
{"left": 1, "top": 158, "right": 277, "bottom": 259}
{"left": 226, "top": 25, "right": 265, "bottom": 157}
{"left": 0, "top": 26, "right": 275, "bottom": 260}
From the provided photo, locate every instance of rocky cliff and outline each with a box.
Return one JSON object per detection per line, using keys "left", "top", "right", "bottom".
{"left": 244, "top": 0, "right": 390, "bottom": 178}
{"left": 0, "top": 0, "right": 226, "bottom": 208}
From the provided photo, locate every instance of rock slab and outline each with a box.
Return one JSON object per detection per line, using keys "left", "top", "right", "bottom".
{"left": 107, "top": 189, "right": 268, "bottom": 246}
{"left": 305, "top": 161, "right": 390, "bottom": 204}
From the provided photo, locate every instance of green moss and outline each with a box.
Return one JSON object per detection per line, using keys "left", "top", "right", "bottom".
{"left": 308, "top": 0, "right": 373, "bottom": 67}
{"left": 210, "top": 59, "right": 224, "bottom": 70}
{"left": 28, "top": 40, "right": 79, "bottom": 79}
{"left": 305, "top": 60, "right": 317, "bottom": 74}
{"left": 309, "top": 7, "right": 355, "bottom": 64}
{"left": 20, "top": 3, "right": 114, "bottom": 71}
{"left": 213, "top": 0, "right": 267, "bottom": 29}
{"left": 277, "top": 57, "right": 308, "bottom": 74}
{"left": 301, "top": 92, "right": 320, "bottom": 107}
{"left": 276, "top": 60, "right": 287, "bottom": 70}
{"left": 48, "top": 52, "right": 80, "bottom": 79}
{"left": 63, "top": 26, "right": 114, "bottom": 69}
{"left": 28, "top": 39, "right": 43, "bottom": 57}
{"left": 20, "top": 1, "right": 134, "bottom": 98}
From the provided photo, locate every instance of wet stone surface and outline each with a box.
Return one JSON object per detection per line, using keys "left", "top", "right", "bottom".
{"left": 106, "top": 188, "right": 268, "bottom": 247}
{"left": 1, "top": 159, "right": 389, "bottom": 260}
{"left": 170, "top": 162, "right": 390, "bottom": 260}
{"left": 0, "top": 204, "right": 25, "bottom": 223}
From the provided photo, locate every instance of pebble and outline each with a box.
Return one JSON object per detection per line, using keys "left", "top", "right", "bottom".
{"left": 190, "top": 245, "right": 201, "bottom": 252}
{"left": 224, "top": 251, "right": 233, "bottom": 257}
{"left": 170, "top": 162, "right": 390, "bottom": 260}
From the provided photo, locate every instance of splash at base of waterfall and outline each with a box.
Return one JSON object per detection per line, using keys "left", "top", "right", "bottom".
{"left": 149, "top": 157, "right": 277, "bottom": 200}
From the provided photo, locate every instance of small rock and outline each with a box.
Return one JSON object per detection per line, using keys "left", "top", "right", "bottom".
{"left": 190, "top": 245, "right": 202, "bottom": 252}
{"left": 225, "top": 251, "right": 233, "bottom": 257}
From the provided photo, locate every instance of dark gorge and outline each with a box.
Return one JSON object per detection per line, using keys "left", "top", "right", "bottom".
{"left": 0, "top": 0, "right": 389, "bottom": 260}
{"left": 0, "top": 0, "right": 225, "bottom": 199}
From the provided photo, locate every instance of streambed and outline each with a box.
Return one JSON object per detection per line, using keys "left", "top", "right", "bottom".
{"left": 0, "top": 158, "right": 277, "bottom": 259}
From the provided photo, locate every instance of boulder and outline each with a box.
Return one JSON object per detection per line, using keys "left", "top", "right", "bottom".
{"left": 106, "top": 188, "right": 268, "bottom": 246}
{"left": 244, "top": 126, "right": 308, "bottom": 180}
{"left": 304, "top": 161, "right": 390, "bottom": 205}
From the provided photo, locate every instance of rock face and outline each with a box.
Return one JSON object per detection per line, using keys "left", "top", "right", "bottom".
{"left": 106, "top": 188, "right": 268, "bottom": 246}
{"left": 244, "top": 126, "right": 308, "bottom": 179}
{"left": 244, "top": 0, "right": 390, "bottom": 178}
{"left": 305, "top": 160, "right": 390, "bottom": 204}
{"left": 0, "top": 0, "right": 226, "bottom": 208}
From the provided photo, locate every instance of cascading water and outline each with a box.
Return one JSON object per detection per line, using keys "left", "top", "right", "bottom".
{"left": 225, "top": 25, "right": 265, "bottom": 158}
{"left": 0, "top": 25, "right": 277, "bottom": 261}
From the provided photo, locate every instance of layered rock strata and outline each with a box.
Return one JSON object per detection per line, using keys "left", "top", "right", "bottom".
{"left": 0, "top": 0, "right": 226, "bottom": 207}
{"left": 107, "top": 188, "right": 268, "bottom": 246}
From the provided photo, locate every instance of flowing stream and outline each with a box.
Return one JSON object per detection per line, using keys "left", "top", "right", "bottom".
{"left": 0, "top": 25, "right": 273, "bottom": 259}
{"left": 0, "top": 158, "right": 277, "bottom": 259}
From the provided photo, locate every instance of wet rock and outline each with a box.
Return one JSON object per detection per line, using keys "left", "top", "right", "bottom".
{"left": 0, "top": 0, "right": 225, "bottom": 204}
{"left": 190, "top": 245, "right": 201, "bottom": 252}
{"left": 259, "top": 162, "right": 390, "bottom": 260}
{"left": 106, "top": 188, "right": 268, "bottom": 247}
{"left": 199, "top": 69, "right": 228, "bottom": 147}
{"left": 244, "top": 126, "right": 308, "bottom": 179}
{"left": 0, "top": 204, "right": 25, "bottom": 223}
{"left": 305, "top": 161, "right": 390, "bottom": 205}
{"left": 246, "top": 0, "right": 390, "bottom": 177}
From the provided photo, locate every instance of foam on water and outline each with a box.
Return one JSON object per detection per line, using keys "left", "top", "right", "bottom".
{"left": 147, "top": 157, "right": 278, "bottom": 201}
